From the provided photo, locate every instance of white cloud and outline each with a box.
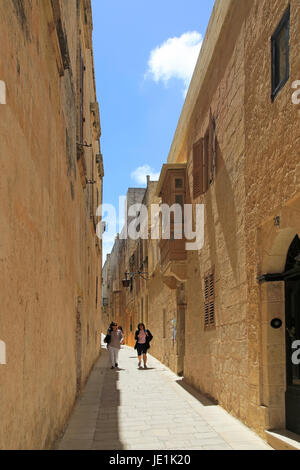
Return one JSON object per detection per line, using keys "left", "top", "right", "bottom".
{"left": 145, "top": 31, "right": 203, "bottom": 96}
{"left": 131, "top": 164, "right": 160, "bottom": 185}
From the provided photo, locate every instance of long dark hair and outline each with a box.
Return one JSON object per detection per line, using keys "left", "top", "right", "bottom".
{"left": 137, "top": 323, "right": 146, "bottom": 330}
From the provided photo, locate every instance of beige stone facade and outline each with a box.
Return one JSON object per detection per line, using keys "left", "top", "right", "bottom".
{"left": 164, "top": 0, "right": 300, "bottom": 440}
{"left": 103, "top": 0, "right": 300, "bottom": 444}
{"left": 0, "top": 0, "right": 103, "bottom": 449}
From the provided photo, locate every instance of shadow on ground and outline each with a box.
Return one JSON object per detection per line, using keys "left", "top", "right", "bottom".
{"left": 175, "top": 378, "right": 218, "bottom": 406}
{"left": 93, "top": 347, "right": 124, "bottom": 450}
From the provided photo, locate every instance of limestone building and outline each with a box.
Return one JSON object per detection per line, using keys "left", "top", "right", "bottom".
{"left": 0, "top": 0, "right": 103, "bottom": 449}
{"left": 153, "top": 0, "right": 300, "bottom": 447}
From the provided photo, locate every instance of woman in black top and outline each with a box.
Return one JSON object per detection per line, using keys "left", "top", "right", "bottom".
{"left": 134, "top": 323, "right": 153, "bottom": 369}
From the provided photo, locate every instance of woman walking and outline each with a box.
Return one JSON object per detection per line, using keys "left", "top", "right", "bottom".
{"left": 134, "top": 323, "right": 153, "bottom": 369}
{"left": 107, "top": 321, "right": 123, "bottom": 369}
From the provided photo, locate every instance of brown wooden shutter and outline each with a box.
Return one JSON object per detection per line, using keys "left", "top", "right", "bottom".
{"left": 79, "top": 50, "right": 84, "bottom": 143}
{"left": 203, "top": 131, "right": 209, "bottom": 193}
{"left": 209, "top": 112, "right": 213, "bottom": 184}
{"left": 204, "top": 268, "right": 215, "bottom": 329}
{"left": 193, "top": 139, "right": 203, "bottom": 198}
{"left": 212, "top": 117, "right": 216, "bottom": 182}
{"left": 204, "top": 275, "right": 210, "bottom": 327}
{"left": 96, "top": 276, "right": 98, "bottom": 307}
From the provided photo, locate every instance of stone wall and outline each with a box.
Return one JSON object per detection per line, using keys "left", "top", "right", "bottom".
{"left": 167, "top": 0, "right": 250, "bottom": 422}
{"left": 244, "top": 0, "right": 300, "bottom": 433}
{"left": 161, "top": 0, "right": 300, "bottom": 438}
{"left": 0, "top": 0, "right": 103, "bottom": 449}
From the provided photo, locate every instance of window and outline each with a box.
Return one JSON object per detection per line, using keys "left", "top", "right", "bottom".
{"left": 204, "top": 269, "right": 215, "bottom": 329}
{"left": 79, "top": 49, "right": 85, "bottom": 143}
{"left": 193, "top": 139, "right": 204, "bottom": 198}
{"left": 271, "top": 5, "right": 290, "bottom": 101}
{"left": 163, "top": 309, "right": 166, "bottom": 339}
{"left": 193, "top": 115, "right": 217, "bottom": 199}
{"left": 175, "top": 194, "right": 184, "bottom": 209}
{"left": 203, "top": 130, "right": 209, "bottom": 192}
{"left": 96, "top": 276, "right": 98, "bottom": 307}
{"left": 146, "top": 295, "right": 149, "bottom": 325}
{"left": 175, "top": 178, "right": 183, "bottom": 189}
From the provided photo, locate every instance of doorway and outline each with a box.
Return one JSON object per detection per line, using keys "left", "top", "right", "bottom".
{"left": 285, "top": 236, "right": 300, "bottom": 434}
{"left": 76, "top": 296, "right": 82, "bottom": 398}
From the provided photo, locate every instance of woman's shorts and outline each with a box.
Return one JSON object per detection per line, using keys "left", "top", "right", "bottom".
{"left": 136, "top": 343, "right": 148, "bottom": 355}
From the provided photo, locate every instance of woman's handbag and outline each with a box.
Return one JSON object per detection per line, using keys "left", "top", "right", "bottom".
{"left": 104, "top": 334, "right": 111, "bottom": 344}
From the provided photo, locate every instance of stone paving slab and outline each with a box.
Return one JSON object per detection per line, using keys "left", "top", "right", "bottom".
{"left": 56, "top": 343, "right": 273, "bottom": 450}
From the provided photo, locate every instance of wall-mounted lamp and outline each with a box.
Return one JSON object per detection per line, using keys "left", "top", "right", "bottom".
{"left": 122, "top": 271, "right": 149, "bottom": 288}
{"left": 77, "top": 141, "right": 92, "bottom": 148}
{"left": 85, "top": 177, "right": 97, "bottom": 185}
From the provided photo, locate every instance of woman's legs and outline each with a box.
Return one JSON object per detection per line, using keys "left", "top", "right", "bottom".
{"left": 109, "top": 346, "right": 119, "bottom": 367}
{"left": 137, "top": 345, "right": 142, "bottom": 367}
{"left": 137, "top": 345, "right": 148, "bottom": 367}
{"left": 114, "top": 348, "right": 120, "bottom": 367}
{"left": 108, "top": 346, "right": 114, "bottom": 367}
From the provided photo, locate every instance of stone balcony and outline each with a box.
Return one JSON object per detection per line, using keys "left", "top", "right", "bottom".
{"left": 156, "top": 163, "right": 187, "bottom": 288}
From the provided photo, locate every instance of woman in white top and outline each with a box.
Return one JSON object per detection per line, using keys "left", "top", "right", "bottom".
{"left": 107, "top": 322, "right": 123, "bottom": 369}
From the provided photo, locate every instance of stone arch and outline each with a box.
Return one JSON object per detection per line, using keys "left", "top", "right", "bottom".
{"left": 259, "top": 224, "right": 300, "bottom": 431}
{"left": 262, "top": 227, "right": 298, "bottom": 274}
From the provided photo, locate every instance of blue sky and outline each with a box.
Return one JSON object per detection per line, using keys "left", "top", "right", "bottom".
{"left": 91, "top": 0, "right": 215, "bottom": 260}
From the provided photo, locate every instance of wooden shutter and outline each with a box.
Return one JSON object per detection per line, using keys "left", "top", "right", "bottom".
{"left": 96, "top": 276, "right": 98, "bottom": 307}
{"left": 79, "top": 50, "right": 84, "bottom": 143}
{"left": 193, "top": 139, "right": 203, "bottom": 198}
{"left": 203, "top": 131, "right": 209, "bottom": 193}
{"left": 204, "top": 269, "right": 215, "bottom": 329}
{"left": 209, "top": 113, "right": 213, "bottom": 184}
{"left": 204, "top": 276, "right": 210, "bottom": 327}
{"left": 212, "top": 117, "right": 216, "bottom": 182}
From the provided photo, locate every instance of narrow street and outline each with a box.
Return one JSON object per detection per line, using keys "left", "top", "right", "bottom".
{"left": 56, "top": 343, "right": 272, "bottom": 451}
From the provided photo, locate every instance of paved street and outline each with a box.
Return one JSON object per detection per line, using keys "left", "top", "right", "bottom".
{"left": 56, "top": 343, "right": 273, "bottom": 451}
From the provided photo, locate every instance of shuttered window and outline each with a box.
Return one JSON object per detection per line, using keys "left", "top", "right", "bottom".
{"left": 203, "top": 130, "right": 209, "bottom": 192}
{"left": 193, "top": 139, "right": 204, "bottom": 198}
{"left": 211, "top": 117, "right": 217, "bottom": 182}
{"left": 204, "top": 269, "right": 215, "bottom": 329}
{"left": 79, "top": 50, "right": 85, "bottom": 144}
{"left": 209, "top": 115, "right": 217, "bottom": 184}
{"left": 193, "top": 115, "right": 217, "bottom": 199}
{"left": 96, "top": 276, "right": 98, "bottom": 307}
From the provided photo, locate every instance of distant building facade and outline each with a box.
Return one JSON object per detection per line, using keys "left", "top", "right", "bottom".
{"left": 0, "top": 0, "right": 103, "bottom": 449}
